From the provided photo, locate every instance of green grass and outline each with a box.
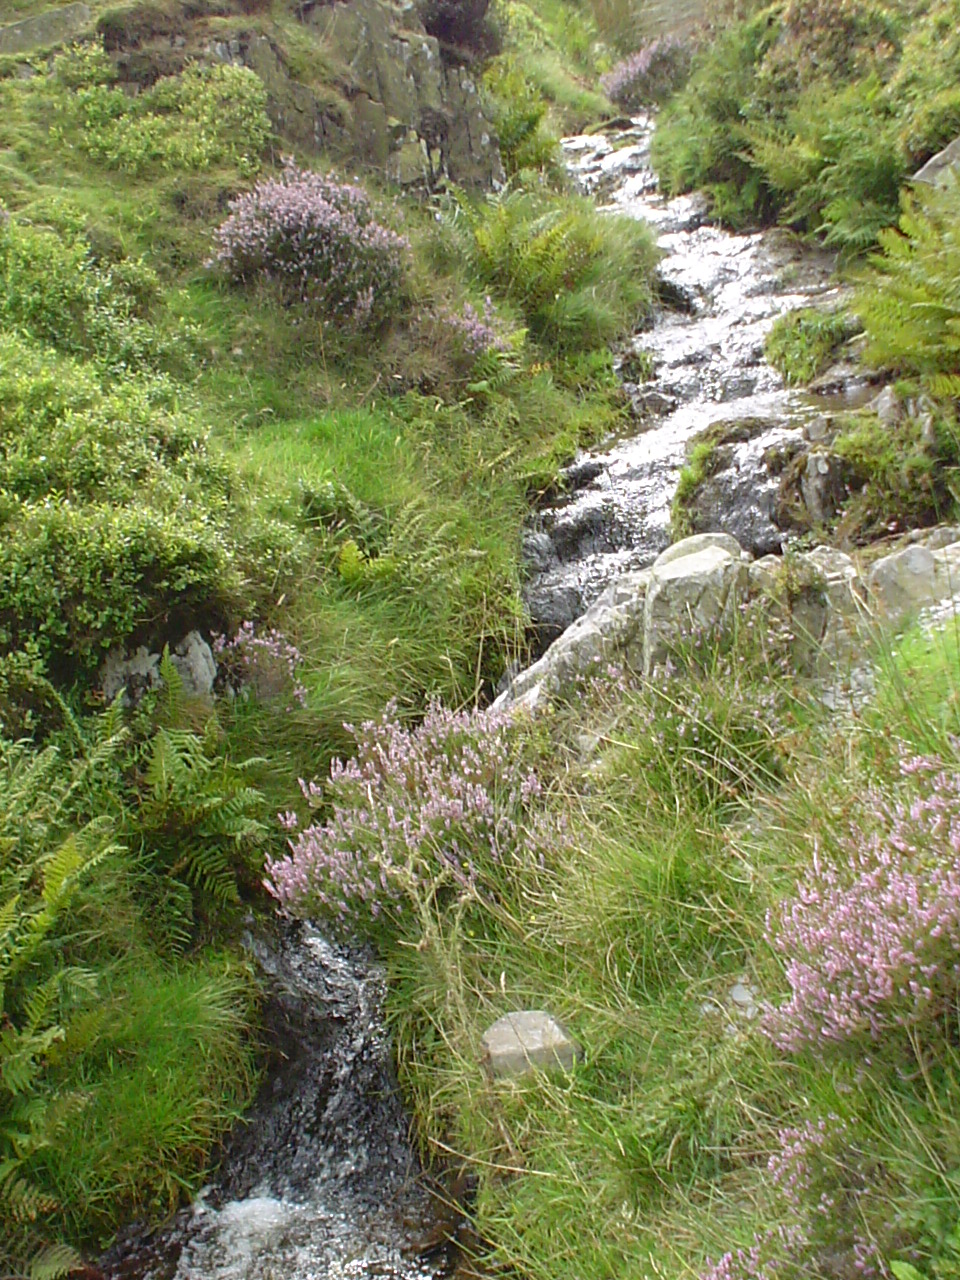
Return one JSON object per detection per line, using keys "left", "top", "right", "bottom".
{"left": 383, "top": 613, "right": 960, "bottom": 1280}
{"left": 764, "top": 305, "right": 859, "bottom": 386}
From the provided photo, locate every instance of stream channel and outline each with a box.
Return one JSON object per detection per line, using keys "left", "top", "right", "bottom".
{"left": 102, "top": 115, "right": 851, "bottom": 1280}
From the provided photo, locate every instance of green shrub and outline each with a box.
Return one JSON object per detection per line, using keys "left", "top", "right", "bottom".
{"left": 51, "top": 43, "right": 271, "bottom": 177}
{"left": 856, "top": 179, "right": 960, "bottom": 395}
{"left": 0, "top": 335, "right": 302, "bottom": 676}
{"left": 0, "top": 214, "right": 196, "bottom": 373}
{"left": 483, "top": 57, "right": 561, "bottom": 176}
{"left": 0, "top": 718, "right": 258, "bottom": 1260}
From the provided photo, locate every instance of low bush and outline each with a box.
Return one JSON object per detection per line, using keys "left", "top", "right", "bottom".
{"left": 265, "top": 701, "right": 547, "bottom": 938}
{"left": 483, "top": 57, "right": 561, "bottom": 176}
{"left": 600, "top": 35, "right": 693, "bottom": 109}
{"left": 0, "top": 335, "right": 302, "bottom": 677}
{"left": 763, "top": 752, "right": 960, "bottom": 1052}
{"left": 651, "top": 0, "right": 960, "bottom": 248}
{"left": 458, "top": 186, "right": 658, "bottom": 351}
{"left": 0, "top": 712, "right": 258, "bottom": 1267}
{"left": 0, "top": 214, "right": 196, "bottom": 374}
{"left": 213, "top": 161, "right": 409, "bottom": 328}
{"left": 51, "top": 43, "right": 271, "bottom": 177}
{"left": 856, "top": 179, "right": 960, "bottom": 396}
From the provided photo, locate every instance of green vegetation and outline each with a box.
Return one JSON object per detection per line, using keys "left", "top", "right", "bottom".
{"left": 0, "top": 5, "right": 651, "bottom": 1268}
{"left": 652, "top": 0, "right": 960, "bottom": 248}
{"left": 764, "top": 305, "right": 858, "bottom": 385}
{"left": 378, "top": 612, "right": 960, "bottom": 1280}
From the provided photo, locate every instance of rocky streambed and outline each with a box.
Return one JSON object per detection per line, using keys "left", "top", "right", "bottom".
{"left": 101, "top": 923, "right": 461, "bottom": 1280}
{"left": 523, "top": 116, "right": 874, "bottom": 648}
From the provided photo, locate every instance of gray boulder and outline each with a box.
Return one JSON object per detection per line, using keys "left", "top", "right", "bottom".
{"left": 101, "top": 646, "right": 163, "bottom": 706}
{"left": 481, "top": 1011, "right": 581, "bottom": 1079}
{"left": 171, "top": 631, "right": 217, "bottom": 698}
{"left": 0, "top": 3, "right": 92, "bottom": 54}
{"left": 496, "top": 569, "right": 651, "bottom": 710}
{"left": 913, "top": 135, "right": 960, "bottom": 187}
{"left": 643, "top": 535, "right": 749, "bottom": 674}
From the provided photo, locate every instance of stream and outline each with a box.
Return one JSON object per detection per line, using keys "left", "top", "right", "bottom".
{"left": 102, "top": 115, "right": 853, "bottom": 1280}
{"left": 523, "top": 115, "right": 861, "bottom": 645}
{"left": 101, "top": 923, "right": 459, "bottom": 1280}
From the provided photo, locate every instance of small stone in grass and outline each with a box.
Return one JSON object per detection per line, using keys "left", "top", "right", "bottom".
{"left": 481, "top": 1011, "right": 581, "bottom": 1079}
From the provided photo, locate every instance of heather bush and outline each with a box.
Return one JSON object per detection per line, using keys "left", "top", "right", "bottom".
{"left": 762, "top": 753, "right": 960, "bottom": 1053}
{"left": 600, "top": 35, "right": 692, "bottom": 109}
{"left": 265, "top": 701, "right": 545, "bottom": 935}
{"left": 700, "top": 1116, "right": 878, "bottom": 1280}
{"left": 213, "top": 161, "right": 409, "bottom": 328}
{"left": 213, "top": 621, "right": 309, "bottom": 709}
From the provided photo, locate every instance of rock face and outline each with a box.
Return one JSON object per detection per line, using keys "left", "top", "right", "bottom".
{"left": 101, "top": 632, "right": 216, "bottom": 705}
{"left": 481, "top": 1011, "right": 581, "bottom": 1079}
{"left": 218, "top": 1, "right": 503, "bottom": 187}
{"left": 0, "top": 3, "right": 92, "bottom": 54}
{"left": 498, "top": 527, "right": 960, "bottom": 711}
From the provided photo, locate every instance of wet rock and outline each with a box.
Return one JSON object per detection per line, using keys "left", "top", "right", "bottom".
{"left": 521, "top": 530, "right": 559, "bottom": 574}
{"left": 560, "top": 458, "right": 605, "bottom": 490}
{"left": 523, "top": 578, "right": 584, "bottom": 648}
{"left": 803, "top": 415, "right": 834, "bottom": 444}
{"left": 499, "top": 569, "right": 650, "bottom": 709}
{"left": 101, "top": 632, "right": 217, "bottom": 705}
{"left": 913, "top": 134, "right": 960, "bottom": 186}
{"left": 799, "top": 451, "right": 846, "bottom": 526}
{"left": 644, "top": 536, "right": 749, "bottom": 674}
{"left": 481, "top": 1011, "right": 581, "bottom": 1079}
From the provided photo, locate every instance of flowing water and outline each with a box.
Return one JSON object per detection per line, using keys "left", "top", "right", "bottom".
{"left": 523, "top": 116, "right": 867, "bottom": 643}
{"left": 101, "top": 923, "right": 459, "bottom": 1280}
{"left": 102, "top": 114, "right": 864, "bottom": 1280}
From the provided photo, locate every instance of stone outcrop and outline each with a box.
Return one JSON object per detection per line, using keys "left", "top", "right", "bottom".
{"left": 101, "top": 631, "right": 217, "bottom": 705}
{"left": 0, "top": 3, "right": 93, "bottom": 55}
{"left": 913, "top": 135, "right": 960, "bottom": 187}
{"left": 481, "top": 1011, "right": 581, "bottom": 1079}
{"left": 206, "top": 0, "right": 503, "bottom": 187}
{"left": 643, "top": 534, "right": 748, "bottom": 674}
{"left": 497, "top": 527, "right": 960, "bottom": 711}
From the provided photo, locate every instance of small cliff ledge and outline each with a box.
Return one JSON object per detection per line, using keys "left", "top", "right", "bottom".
{"left": 0, "top": 0, "right": 505, "bottom": 188}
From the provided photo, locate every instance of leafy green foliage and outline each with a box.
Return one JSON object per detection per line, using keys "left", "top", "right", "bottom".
{"left": 856, "top": 179, "right": 960, "bottom": 394}
{"left": 652, "top": 0, "right": 960, "bottom": 249}
{"left": 50, "top": 42, "right": 271, "bottom": 177}
{"left": 456, "top": 186, "right": 658, "bottom": 351}
{"left": 0, "top": 210, "right": 196, "bottom": 374}
{"left": 0, "top": 334, "right": 302, "bottom": 677}
{"left": 483, "top": 57, "right": 561, "bottom": 176}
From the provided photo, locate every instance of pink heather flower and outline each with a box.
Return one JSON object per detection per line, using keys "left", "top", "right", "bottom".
{"left": 213, "top": 621, "right": 308, "bottom": 708}
{"left": 263, "top": 700, "right": 549, "bottom": 928}
{"left": 762, "top": 754, "right": 960, "bottom": 1052}
{"left": 212, "top": 159, "right": 408, "bottom": 327}
{"left": 600, "top": 36, "right": 692, "bottom": 108}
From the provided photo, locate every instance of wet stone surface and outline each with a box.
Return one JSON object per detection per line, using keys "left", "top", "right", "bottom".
{"left": 523, "top": 117, "right": 847, "bottom": 646}
{"left": 101, "top": 923, "right": 455, "bottom": 1280}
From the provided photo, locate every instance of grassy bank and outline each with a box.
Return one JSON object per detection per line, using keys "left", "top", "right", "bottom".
{"left": 271, "top": 603, "right": 960, "bottom": 1280}
{"left": 0, "top": 8, "right": 657, "bottom": 1270}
